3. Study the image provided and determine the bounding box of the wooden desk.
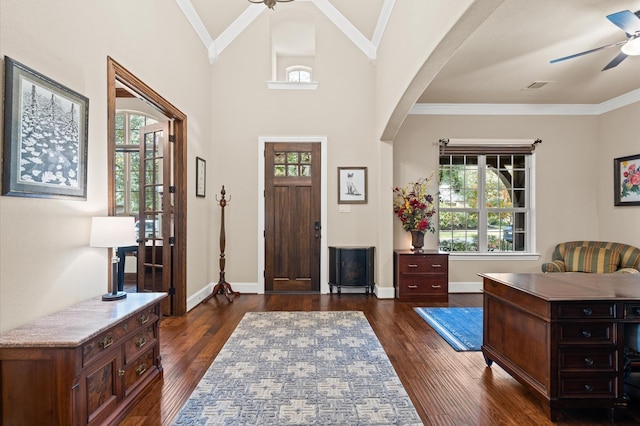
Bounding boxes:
[0,292,166,425]
[480,273,640,421]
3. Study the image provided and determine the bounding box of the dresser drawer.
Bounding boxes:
[398,255,448,274]
[124,325,157,364]
[558,349,617,371]
[557,303,615,319]
[557,322,615,345]
[558,374,617,398]
[124,348,157,396]
[398,275,447,295]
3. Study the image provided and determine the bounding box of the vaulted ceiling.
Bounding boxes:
[178,0,640,108]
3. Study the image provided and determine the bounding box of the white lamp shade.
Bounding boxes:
[90,216,137,248]
[621,36,640,56]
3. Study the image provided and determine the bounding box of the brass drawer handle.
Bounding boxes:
[136,363,147,376]
[431,285,442,289]
[100,335,114,349]
[582,308,593,316]
[581,330,592,338]
[136,337,147,348]
[584,357,594,366]
[431,264,442,268]
[139,314,149,325]
[408,285,418,289]
[408,264,418,268]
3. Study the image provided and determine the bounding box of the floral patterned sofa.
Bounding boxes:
[541,241,640,274]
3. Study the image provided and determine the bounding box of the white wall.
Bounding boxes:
[0,0,212,332]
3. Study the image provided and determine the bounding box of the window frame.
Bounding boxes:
[286,65,312,83]
[438,147,538,258]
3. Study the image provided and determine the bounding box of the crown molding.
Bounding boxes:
[410,89,640,116]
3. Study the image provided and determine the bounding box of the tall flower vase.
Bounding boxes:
[410,230,425,252]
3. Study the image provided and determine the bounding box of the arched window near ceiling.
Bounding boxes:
[287,65,312,82]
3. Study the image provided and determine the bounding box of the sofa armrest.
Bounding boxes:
[616,268,640,274]
[541,260,565,273]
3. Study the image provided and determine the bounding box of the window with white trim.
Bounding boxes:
[286,66,312,83]
[438,140,538,253]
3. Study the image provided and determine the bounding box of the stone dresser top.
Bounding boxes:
[0,292,166,348]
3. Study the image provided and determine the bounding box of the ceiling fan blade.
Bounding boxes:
[606,10,640,35]
[602,51,628,70]
[550,40,626,64]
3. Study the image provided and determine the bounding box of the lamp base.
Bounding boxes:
[102,291,127,301]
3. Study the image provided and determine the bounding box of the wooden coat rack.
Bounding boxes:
[204,185,238,303]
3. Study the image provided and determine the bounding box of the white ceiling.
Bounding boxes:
[181,0,640,106]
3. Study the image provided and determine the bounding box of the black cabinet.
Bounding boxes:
[329,246,375,296]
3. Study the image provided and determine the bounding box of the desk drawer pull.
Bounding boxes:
[100,335,114,349]
[431,264,442,268]
[634,307,640,316]
[136,337,147,348]
[584,357,594,366]
[584,384,593,392]
[408,264,418,268]
[408,285,418,289]
[139,314,149,325]
[431,285,442,289]
[581,330,592,338]
[582,308,593,316]
[136,363,147,376]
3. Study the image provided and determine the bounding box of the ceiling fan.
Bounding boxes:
[550,9,640,70]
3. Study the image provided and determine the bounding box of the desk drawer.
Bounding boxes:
[557,303,615,319]
[558,349,617,371]
[557,322,615,345]
[559,374,617,398]
[398,255,448,274]
[124,325,157,364]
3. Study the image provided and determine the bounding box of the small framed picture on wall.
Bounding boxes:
[614,154,640,206]
[338,167,367,204]
[196,157,206,197]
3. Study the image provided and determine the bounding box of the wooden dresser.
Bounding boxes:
[0,292,166,426]
[480,273,640,421]
[393,250,449,301]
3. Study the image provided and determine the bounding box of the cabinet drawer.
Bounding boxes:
[398,255,448,273]
[558,375,617,398]
[557,322,615,345]
[558,349,617,371]
[624,303,640,319]
[124,348,157,395]
[557,303,615,319]
[398,275,447,295]
[124,325,157,364]
[82,307,158,367]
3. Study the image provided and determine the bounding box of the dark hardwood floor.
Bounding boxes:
[120,293,640,425]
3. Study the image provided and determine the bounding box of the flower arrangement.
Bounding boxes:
[621,160,640,197]
[393,173,437,234]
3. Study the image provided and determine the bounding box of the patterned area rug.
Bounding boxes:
[414,307,482,351]
[173,311,422,425]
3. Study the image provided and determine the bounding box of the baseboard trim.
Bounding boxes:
[450,281,483,293]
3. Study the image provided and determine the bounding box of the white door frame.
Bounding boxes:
[257,136,328,294]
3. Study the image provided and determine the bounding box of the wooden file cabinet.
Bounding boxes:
[0,292,166,426]
[393,250,448,301]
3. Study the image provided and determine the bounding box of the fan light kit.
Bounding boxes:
[248,0,293,9]
[551,9,640,70]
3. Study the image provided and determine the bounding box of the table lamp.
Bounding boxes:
[90,216,137,301]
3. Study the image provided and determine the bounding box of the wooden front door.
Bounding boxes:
[138,122,173,315]
[265,142,321,292]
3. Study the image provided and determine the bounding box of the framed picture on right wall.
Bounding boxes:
[614,154,640,206]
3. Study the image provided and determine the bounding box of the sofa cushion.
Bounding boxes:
[565,247,620,273]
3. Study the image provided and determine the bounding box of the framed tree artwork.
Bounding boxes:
[614,154,640,206]
[2,57,89,199]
